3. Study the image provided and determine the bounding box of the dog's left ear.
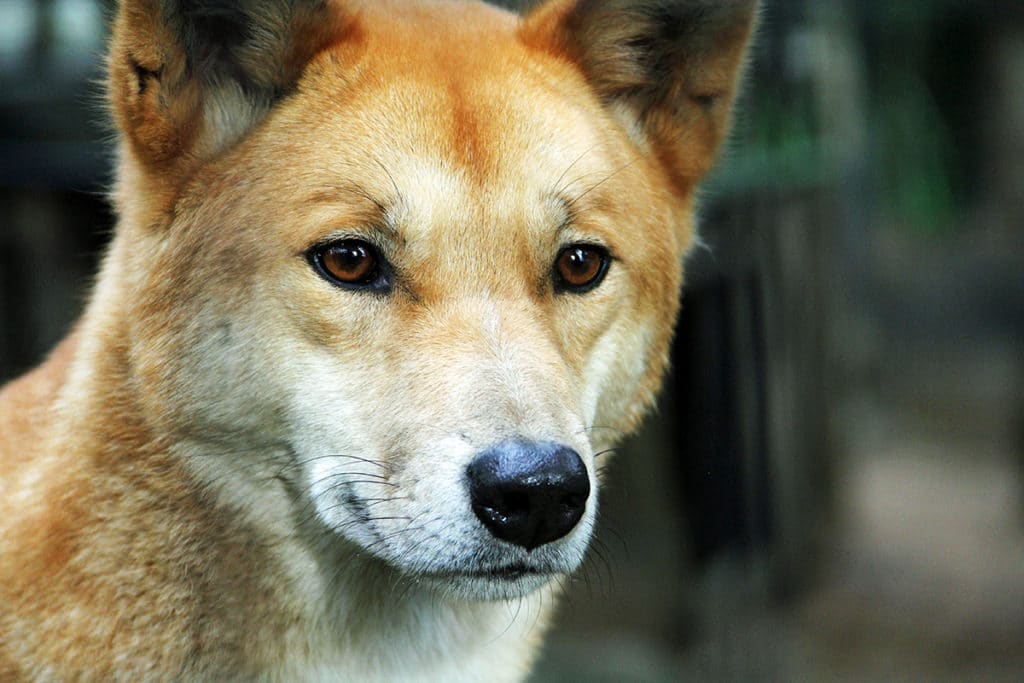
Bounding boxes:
[520,0,758,193]
[109,0,349,174]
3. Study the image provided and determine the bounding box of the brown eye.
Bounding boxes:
[554,244,610,293]
[311,239,387,290]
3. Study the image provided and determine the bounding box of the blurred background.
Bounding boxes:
[1,1,1022,680]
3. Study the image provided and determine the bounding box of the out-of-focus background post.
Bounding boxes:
[2,1,1022,680]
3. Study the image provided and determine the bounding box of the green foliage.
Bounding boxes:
[872,73,960,236]
[711,2,969,238]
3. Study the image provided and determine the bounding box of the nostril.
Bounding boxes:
[480,490,529,526]
[561,494,585,511]
[466,440,590,551]
[502,491,529,515]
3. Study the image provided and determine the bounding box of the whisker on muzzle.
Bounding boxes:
[577,424,626,438]
[319,477,400,489]
[289,452,394,472]
[327,453,396,473]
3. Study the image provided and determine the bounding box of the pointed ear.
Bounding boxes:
[520,0,758,193]
[108,0,350,171]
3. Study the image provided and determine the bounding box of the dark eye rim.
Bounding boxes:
[553,243,612,294]
[307,238,392,293]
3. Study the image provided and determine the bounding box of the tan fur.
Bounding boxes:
[0,0,756,679]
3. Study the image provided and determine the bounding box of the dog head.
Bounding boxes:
[106,0,756,600]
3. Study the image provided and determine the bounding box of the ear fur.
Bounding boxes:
[520,0,759,192]
[109,0,349,170]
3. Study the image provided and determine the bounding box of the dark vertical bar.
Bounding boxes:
[746,272,774,552]
[674,278,749,563]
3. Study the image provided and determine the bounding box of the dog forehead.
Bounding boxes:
[267,11,623,245]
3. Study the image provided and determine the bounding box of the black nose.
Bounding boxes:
[466,440,590,551]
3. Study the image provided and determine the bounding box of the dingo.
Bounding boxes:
[0,0,756,679]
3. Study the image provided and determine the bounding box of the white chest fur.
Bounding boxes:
[273,587,551,683]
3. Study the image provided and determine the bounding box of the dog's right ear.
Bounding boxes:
[520,0,758,195]
[109,0,351,175]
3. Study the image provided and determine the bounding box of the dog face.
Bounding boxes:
[107,0,756,600]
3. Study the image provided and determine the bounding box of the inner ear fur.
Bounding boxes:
[109,0,349,172]
[520,0,759,193]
